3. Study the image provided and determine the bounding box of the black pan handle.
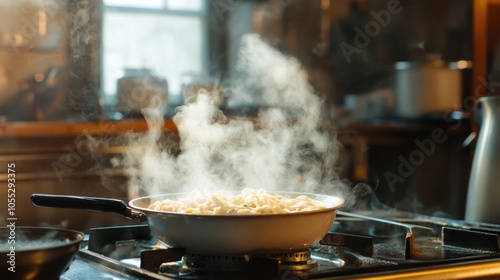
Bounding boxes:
[31,194,147,222]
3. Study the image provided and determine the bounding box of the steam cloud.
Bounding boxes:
[122,34,354,201]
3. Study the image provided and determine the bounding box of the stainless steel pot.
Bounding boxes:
[31,192,344,255]
[394,59,472,118]
[0,226,84,280]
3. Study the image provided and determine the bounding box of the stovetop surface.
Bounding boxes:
[60,211,500,280]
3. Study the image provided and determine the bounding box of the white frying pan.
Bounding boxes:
[31,192,344,255]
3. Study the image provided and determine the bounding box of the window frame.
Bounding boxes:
[100,0,210,102]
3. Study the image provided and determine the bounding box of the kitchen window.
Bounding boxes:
[101,0,208,107]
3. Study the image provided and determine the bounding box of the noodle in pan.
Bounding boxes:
[148,188,326,215]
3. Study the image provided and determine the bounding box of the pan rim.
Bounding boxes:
[0,226,84,253]
[129,190,345,218]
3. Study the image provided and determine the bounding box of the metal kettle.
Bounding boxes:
[465,96,500,224]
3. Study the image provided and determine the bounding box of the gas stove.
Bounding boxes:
[61,211,500,279]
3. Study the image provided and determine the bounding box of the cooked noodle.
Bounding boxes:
[148,188,326,214]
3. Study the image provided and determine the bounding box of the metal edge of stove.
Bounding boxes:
[317,257,500,280]
[62,249,172,280]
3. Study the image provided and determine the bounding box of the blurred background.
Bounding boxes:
[0,0,498,231]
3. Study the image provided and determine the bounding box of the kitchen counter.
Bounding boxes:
[0,115,468,139]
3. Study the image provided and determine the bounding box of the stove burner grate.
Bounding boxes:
[183,252,250,271]
[156,249,317,279]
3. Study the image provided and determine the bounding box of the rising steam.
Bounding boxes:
[122,34,353,201]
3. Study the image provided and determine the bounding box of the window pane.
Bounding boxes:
[102,12,204,97]
[166,0,203,11]
[103,0,165,9]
